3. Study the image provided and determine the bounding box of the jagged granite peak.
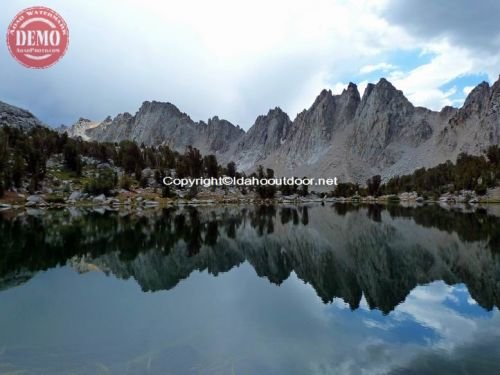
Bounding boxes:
[0,101,45,130]
[137,100,192,122]
[361,83,375,102]
[351,77,428,165]
[359,78,410,110]
[74,100,244,154]
[60,117,103,140]
[233,107,292,169]
[55,75,500,183]
[492,75,500,95]
[278,85,360,165]
[202,116,245,154]
[243,77,457,183]
[344,82,358,92]
[451,81,491,125]
[338,82,361,122]
[438,77,500,156]
[467,81,490,103]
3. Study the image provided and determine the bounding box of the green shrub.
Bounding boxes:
[120,174,133,190]
[45,194,66,204]
[84,168,117,195]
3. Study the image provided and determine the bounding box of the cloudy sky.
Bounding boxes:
[1,0,500,129]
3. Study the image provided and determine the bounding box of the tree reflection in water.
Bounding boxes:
[1,204,500,313]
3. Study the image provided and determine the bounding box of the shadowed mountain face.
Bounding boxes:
[1,204,499,314]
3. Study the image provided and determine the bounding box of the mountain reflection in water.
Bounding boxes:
[1,204,500,374]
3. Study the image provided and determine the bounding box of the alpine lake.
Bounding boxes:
[1,203,500,374]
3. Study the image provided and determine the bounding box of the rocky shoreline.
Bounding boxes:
[1,151,499,211]
[1,187,500,212]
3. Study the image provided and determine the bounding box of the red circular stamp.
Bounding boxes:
[6,6,69,69]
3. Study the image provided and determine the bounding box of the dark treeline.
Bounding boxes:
[0,125,311,199]
[2,125,500,199]
[330,147,500,198]
[0,125,241,197]
[382,148,500,197]
[386,204,500,248]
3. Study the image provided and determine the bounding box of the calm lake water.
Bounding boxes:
[1,204,500,374]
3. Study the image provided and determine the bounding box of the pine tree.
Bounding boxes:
[367,175,382,197]
[185,146,203,178]
[204,155,219,178]
[63,142,82,176]
[12,152,25,188]
[118,140,143,173]
[226,161,237,178]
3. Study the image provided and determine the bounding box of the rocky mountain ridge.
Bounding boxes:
[238,76,500,183]
[0,101,45,130]
[5,76,500,183]
[72,101,245,156]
